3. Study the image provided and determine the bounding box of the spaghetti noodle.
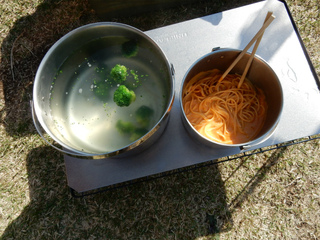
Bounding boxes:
[182,69,267,144]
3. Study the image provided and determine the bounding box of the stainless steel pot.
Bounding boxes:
[32,22,175,159]
[180,48,283,150]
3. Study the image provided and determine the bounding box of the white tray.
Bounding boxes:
[64,0,320,193]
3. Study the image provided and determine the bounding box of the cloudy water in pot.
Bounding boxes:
[49,36,170,154]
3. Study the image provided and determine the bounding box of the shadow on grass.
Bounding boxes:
[1,144,289,239]
[227,147,288,212]
[2,145,232,239]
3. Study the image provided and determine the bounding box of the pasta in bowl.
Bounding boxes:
[180,48,283,150]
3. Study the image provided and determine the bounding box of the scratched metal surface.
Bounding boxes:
[64,0,320,193]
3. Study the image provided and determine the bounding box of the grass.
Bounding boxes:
[0,0,320,239]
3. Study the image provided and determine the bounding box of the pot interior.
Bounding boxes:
[34,23,173,155]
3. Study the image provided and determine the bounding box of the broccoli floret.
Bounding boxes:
[122,39,138,58]
[116,120,148,142]
[110,64,128,83]
[113,85,136,107]
[130,128,148,141]
[135,105,154,128]
[116,120,135,135]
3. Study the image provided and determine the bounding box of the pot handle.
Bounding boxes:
[30,100,89,157]
[211,47,221,52]
[170,63,175,77]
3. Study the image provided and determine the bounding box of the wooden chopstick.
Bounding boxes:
[218,12,275,83]
[237,11,274,88]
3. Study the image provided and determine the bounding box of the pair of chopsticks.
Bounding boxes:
[218,12,275,88]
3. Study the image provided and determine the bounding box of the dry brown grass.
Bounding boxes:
[1,0,319,239]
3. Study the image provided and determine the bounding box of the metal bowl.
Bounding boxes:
[32,22,174,159]
[180,48,283,150]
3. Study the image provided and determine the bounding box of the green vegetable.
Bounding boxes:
[135,105,154,128]
[122,39,138,58]
[116,120,135,135]
[113,85,136,107]
[110,64,128,83]
[115,120,147,141]
[130,128,148,141]
[130,70,139,82]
